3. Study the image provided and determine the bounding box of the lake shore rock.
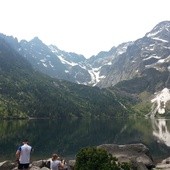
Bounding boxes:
[0,143,169,170]
[97,143,154,170]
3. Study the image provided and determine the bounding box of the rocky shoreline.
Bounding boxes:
[1,143,170,170]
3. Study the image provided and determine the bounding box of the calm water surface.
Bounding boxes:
[0,117,170,162]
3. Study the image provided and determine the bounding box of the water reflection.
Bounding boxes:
[0,118,170,161]
[151,118,170,146]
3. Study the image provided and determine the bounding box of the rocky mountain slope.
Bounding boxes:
[0,21,169,118]
[0,36,135,119]
[99,21,170,87]
[110,21,170,117]
[1,21,169,89]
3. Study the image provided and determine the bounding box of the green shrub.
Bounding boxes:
[75,147,131,170]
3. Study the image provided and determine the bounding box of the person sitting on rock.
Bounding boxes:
[50,153,64,170]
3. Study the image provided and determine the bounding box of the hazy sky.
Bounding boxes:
[0,0,169,58]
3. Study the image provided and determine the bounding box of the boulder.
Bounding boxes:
[97,143,155,170]
[31,159,51,169]
[30,166,41,170]
[39,167,49,170]
[136,162,148,170]
[0,160,16,170]
[68,160,76,170]
[32,160,45,167]
[154,157,170,170]
[161,157,170,164]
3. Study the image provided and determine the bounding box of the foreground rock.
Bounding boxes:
[0,143,169,170]
[97,143,154,170]
[0,161,16,170]
[153,157,170,170]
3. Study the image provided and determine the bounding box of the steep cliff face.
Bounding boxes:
[105,21,170,117]
[0,21,169,89]
[98,21,170,88]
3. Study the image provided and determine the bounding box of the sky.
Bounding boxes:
[0,0,169,58]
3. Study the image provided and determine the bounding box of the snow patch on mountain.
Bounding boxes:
[151,37,168,43]
[145,55,170,70]
[49,61,54,68]
[58,55,78,66]
[163,46,170,49]
[48,45,60,53]
[148,88,170,118]
[42,63,47,67]
[88,67,106,86]
[147,30,162,37]
[143,55,161,61]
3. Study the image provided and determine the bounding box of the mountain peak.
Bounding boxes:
[30,37,43,44]
[153,20,170,32]
[146,20,170,38]
[155,20,170,27]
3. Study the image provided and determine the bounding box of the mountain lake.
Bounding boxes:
[0,117,170,162]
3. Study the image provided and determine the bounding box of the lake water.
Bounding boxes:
[0,117,170,162]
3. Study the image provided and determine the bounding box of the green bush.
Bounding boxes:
[75,147,131,170]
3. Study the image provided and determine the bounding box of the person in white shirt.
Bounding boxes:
[16,139,32,170]
[50,154,64,170]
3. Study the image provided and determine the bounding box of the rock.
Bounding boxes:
[44,159,51,168]
[136,162,148,170]
[136,154,153,167]
[0,160,16,170]
[97,143,155,170]
[68,160,76,170]
[154,157,170,170]
[32,160,47,168]
[40,167,49,170]
[161,157,170,164]
[30,166,41,170]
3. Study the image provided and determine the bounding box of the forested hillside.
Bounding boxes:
[0,37,135,119]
